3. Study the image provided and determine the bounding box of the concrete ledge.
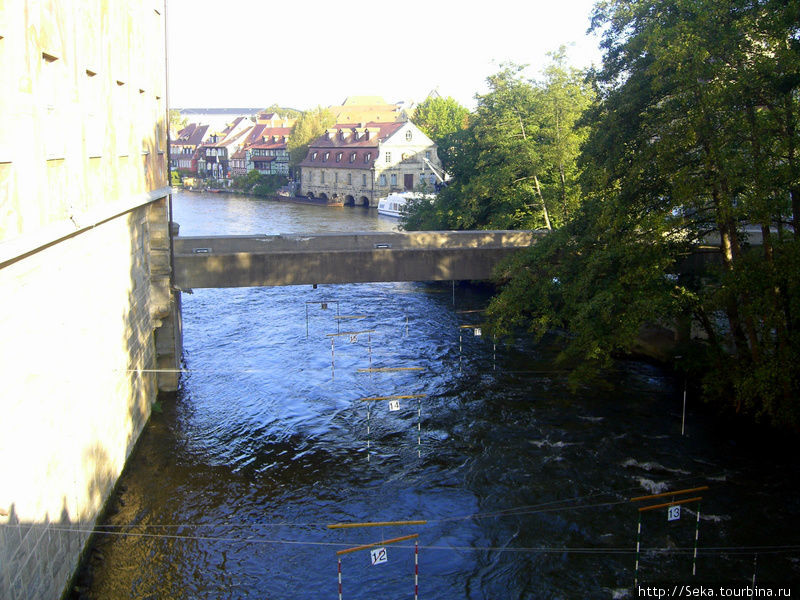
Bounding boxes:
[172,230,544,289]
[0,186,172,268]
[173,230,543,254]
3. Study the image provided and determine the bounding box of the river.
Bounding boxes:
[71,191,800,599]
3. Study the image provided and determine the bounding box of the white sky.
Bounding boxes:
[165,0,603,111]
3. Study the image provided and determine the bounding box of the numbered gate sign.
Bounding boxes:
[474,327,482,337]
[370,547,388,566]
[388,400,401,412]
[349,334,358,343]
[667,505,681,522]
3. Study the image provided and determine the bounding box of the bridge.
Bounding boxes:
[172,230,544,289]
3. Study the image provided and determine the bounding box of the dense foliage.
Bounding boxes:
[231,170,287,196]
[405,3,800,427]
[403,50,594,232]
[287,106,336,167]
[412,95,470,141]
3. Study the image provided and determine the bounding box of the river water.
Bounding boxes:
[72,191,800,599]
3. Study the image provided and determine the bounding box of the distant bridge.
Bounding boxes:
[172,230,545,289]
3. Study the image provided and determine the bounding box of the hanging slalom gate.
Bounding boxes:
[325,330,377,377]
[458,323,494,371]
[630,486,709,586]
[328,520,425,600]
[359,394,428,461]
[305,300,340,338]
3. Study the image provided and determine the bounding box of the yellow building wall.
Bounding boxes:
[0,2,175,598]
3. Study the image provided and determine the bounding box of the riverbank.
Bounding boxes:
[177,186,347,207]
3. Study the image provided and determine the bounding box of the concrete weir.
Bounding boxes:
[173,230,543,289]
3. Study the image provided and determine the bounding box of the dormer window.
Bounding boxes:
[364,152,372,163]
[336,152,342,163]
[350,152,357,163]
[311,151,318,161]
[323,152,330,161]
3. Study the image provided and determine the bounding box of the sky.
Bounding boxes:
[165,0,604,112]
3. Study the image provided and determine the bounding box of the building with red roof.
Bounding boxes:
[299,120,441,207]
[171,123,211,174]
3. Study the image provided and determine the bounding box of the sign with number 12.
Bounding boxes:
[370,547,388,566]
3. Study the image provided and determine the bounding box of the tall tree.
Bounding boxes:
[287,106,335,168]
[403,57,594,232]
[168,109,188,138]
[411,95,470,141]
[488,0,800,426]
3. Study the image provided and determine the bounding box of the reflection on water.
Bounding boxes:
[72,192,800,599]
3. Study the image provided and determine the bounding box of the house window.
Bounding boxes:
[323,152,329,161]
[362,174,367,186]
[347,173,352,185]
[425,151,431,160]
[385,152,391,163]
[321,171,325,183]
[390,174,397,186]
[405,130,412,141]
[311,151,317,161]
[335,172,338,183]
[350,152,356,163]
[336,152,342,162]
[364,152,371,163]
[430,174,436,184]
[379,174,387,186]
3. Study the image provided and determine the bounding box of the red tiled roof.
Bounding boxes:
[298,122,402,168]
[299,148,377,169]
[306,122,404,150]
[175,123,209,146]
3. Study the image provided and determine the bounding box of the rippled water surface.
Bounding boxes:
[73,191,800,598]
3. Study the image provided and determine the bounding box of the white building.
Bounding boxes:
[299,120,443,207]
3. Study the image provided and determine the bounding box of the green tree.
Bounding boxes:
[488,0,800,426]
[403,58,593,232]
[231,170,264,190]
[252,175,288,197]
[261,104,303,119]
[168,109,188,137]
[412,95,470,141]
[288,106,335,167]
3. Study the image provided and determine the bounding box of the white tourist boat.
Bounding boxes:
[376,192,435,218]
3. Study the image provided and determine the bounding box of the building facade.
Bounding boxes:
[299,121,442,206]
[0,2,179,598]
[171,122,210,174]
